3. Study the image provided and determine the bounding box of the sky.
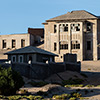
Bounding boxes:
[0,0,100,35]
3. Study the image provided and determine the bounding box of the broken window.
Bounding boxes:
[87,41,91,50]
[60,44,68,49]
[71,24,80,32]
[54,25,57,33]
[21,39,25,47]
[60,41,68,50]
[87,22,91,32]
[71,41,80,49]
[12,40,16,48]
[54,42,57,51]
[2,40,6,49]
[64,24,68,32]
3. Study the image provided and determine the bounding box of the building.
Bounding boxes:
[0,28,44,60]
[5,46,57,63]
[43,10,100,62]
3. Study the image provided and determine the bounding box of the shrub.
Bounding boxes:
[85,85,94,87]
[65,84,84,88]
[34,96,43,99]
[20,89,28,94]
[0,67,24,95]
[52,94,70,99]
[69,97,77,100]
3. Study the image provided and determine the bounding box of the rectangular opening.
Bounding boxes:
[12,40,16,48]
[21,39,25,47]
[64,24,68,32]
[18,55,23,63]
[87,41,91,50]
[54,25,57,33]
[60,44,68,49]
[71,41,80,49]
[2,40,6,49]
[54,43,57,51]
[12,55,16,63]
[87,22,91,32]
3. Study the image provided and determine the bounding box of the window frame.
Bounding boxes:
[11,55,16,63]
[2,40,6,49]
[21,39,25,48]
[54,42,57,51]
[87,22,92,32]
[54,25,57,33]
[12,39,16,48]
[18,55,23,63]
[71,41,80,49]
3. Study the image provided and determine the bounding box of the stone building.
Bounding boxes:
[43,10,100,62]
[0,28,44,60]
[5,46,57,63]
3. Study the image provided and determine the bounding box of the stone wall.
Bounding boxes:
[1,62,80,79]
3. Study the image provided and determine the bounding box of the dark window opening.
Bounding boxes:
[12,56,16,62]
[87,23,91,32]
[64,26,68,32]
[87,41,91,50]
[60,44,68,49]
[54,25,57,33]
[71,41,80,49]
[2,40,6,48]
[54,43,57,51]
[12,40,16,48]
[19,56,23,63]
[29,56,32,61]
[21,39,25,47]
[76,26,80,31]
[71,24,80,31]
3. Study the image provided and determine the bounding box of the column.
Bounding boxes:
[93,20,98,61]
[57,24,60,54]
[80,22,83,61]
[68,23,71,53]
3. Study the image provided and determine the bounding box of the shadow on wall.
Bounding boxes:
[1,61,81,80]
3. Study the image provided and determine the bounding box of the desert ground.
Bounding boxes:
[21,61,100,100]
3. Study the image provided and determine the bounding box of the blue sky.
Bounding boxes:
[0,0,100,35]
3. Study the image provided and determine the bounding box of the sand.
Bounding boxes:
[21,61,100,99]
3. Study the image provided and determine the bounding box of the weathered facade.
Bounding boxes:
[43,10,100,62]
[0,28,44,59]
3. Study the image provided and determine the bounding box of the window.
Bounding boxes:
[64,24,68,32]
[87,41,91,50]
[87,22,91,32]
[54,25,57,33]
[2,40,6,48]
[71,24,80,32]
[18,55,23,63]
[71,41,80,49]
[54,43,57,51]
[12,40,16,48]
[21,39,25,47]
[60,44,68,49]
[11,55,16,63]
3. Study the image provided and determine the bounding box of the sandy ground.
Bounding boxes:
[21,61,100,99]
